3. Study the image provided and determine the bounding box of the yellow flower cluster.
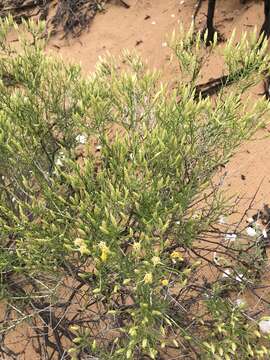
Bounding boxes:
[151,256,161,266]
[74,238,90,255]
[98,241,110,262]
[132,242,142,257]
[161,279,169,286]
[143,272,153,284]
[170,251,183,261]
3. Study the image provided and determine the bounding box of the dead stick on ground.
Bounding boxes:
[193,0,203,22]
[119,0,130,8]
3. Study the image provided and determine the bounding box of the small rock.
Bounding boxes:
[135,40,143,46]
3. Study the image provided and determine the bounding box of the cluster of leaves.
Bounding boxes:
[0,16,270,359]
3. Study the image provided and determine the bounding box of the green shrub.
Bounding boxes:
[0,17,270,359]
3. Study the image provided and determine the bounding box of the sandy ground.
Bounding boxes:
[2,0,270,358]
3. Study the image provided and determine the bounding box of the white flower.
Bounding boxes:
[225,233,237,241]
[213,252,220,265]
[235,298,246,307]
[55,151,65,167]
[235,273,245,283]
[56,158,63,167]
[246,227,257,237]
[222,269,231,278]
[262,228,268,238]
[76,134,87,144]
[218,216,226,225]
[259,319,270,334]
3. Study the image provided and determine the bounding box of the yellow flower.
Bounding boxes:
[99,242,110,262]
[133,242,141,252]
[142,338,148,348]
[161,279,169,286]
[74,238,84,247]
[79,245,90,256]
[129,327,138,337]
[143,272,153,284]
[100,250,108,262]
[192,211,201,219]
[151,256,161,266]
[170,251,183,261]
[74,238,90,255]
[69,325,79,332]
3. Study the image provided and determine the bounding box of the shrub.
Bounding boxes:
[0,17,270,359]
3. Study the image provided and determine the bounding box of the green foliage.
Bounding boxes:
[203,295,270,359]
[0,16,270,359]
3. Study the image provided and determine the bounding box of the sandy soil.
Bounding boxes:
[2,0,270,358]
